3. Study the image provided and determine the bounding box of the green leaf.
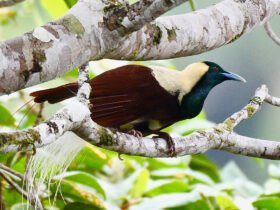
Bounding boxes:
[253,197,280,210]
[169,201,210,210]
[189,154,220,182]
[64,0,78,8]
[18,108,37,129]
[130,192,201,210]
[11,203,34,210]
[54,179,105,210]
[268,164,280,178]
[145,180,189,197]
[129,169,150,198]
[70,145,108,171]
[40,0,68,18]
[55,171,106,199]
[216,195,238,210]
[146,157,189,171]
[189,0,197,11]
[151,168,214,185]
[0,104,16,126]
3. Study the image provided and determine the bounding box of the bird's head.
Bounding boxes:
[201,61,246,85]
[181,61,246,94]
[179,61,246,118]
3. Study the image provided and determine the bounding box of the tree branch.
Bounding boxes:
[75,85,280,160]
[264,21,280,46]
[0,0,279,95]
[0,171,28,199]
[104,0,188,35]
[0,84,280,159]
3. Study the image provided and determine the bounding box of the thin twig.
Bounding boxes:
[34,103,45,126]
[264,21,280,46]
[0,163,23,180]
[0,171,28,199]
[0,181,6,210]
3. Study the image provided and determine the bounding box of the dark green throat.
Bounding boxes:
[180,75,224,119]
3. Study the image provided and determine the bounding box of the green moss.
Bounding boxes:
[145,23,163,45]
[21,70,30,82]
[249,96,262,105]
[224,118,235,131]
[246,105,256,117]
[214,124,225,134]
[0,129,40,154]
[62,14,85,37]
[21,129,40,154]
[103,3,123,13]
[167,28,177,41]
[153,25,162,45]
[229,33,242,44]
[33,50,46,63]
[0,134,15,148]
[98,128,115,146]
[130,48,139,59]
[208,134,215,141]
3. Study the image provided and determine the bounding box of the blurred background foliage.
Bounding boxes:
[0,0,280,209]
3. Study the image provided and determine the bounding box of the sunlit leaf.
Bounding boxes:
[40,0,68,18]
[216,195,238,210]
[169,199,213,210]
[129,169,150,198]
[151,168,214,185]
[145,180,189,197]
[189,0,197,11]
[54,180,105,210]
[190,154,220,182]
[70,144,109,171]
[64,0,78,8]
[268,164,280,178]
[253,196,280,210]
[54,171,106,199]
[0,104,16,126]
[130,192,201,210]
[11,203,34,210]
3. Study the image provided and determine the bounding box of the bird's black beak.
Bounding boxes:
[221,72,246,83]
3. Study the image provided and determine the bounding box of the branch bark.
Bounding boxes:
[0,0,279,95]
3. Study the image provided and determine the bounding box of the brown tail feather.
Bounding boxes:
[30,83,79,104]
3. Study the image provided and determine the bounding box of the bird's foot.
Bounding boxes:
[118,152,124,161]
[152,131,175,157]
[127,129,143,138]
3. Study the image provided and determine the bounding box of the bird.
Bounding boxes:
[30,61,246,156]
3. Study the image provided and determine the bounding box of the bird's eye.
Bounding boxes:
[212,66,219,71]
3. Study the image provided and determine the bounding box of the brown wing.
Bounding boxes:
[90,65,181,129]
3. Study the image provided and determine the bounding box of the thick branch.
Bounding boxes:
[74,85,280,160]
[107,0,280,60]
[0,0,279,94]
[104,0,187,35]
[1,83,280,159]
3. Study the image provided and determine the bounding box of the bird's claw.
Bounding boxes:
[152,131,175,157]
[127,129,143,138]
